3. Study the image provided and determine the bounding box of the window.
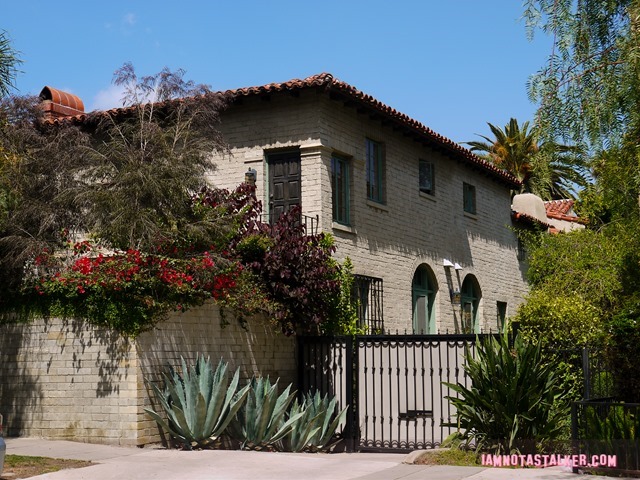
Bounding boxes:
[517,237,526,261]
[331,156,350,225]
[352,275,384,333]
[461,275,481,334]
[463,182,476,214]
[497,301,507,332]
[412,265,437,334]
[419,160,434,195]
[366,138,384,203]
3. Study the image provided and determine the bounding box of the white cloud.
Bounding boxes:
[122,13,136,26]
[88,84,127,112]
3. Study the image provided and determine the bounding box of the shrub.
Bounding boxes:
[227,377,301,450]
[322,257,364,336]
[514,289,605,349]
[144,355,249,449]
[606,303,640,402]
[242,206,339,335]
[444,334,569,454]
[24,246,239,336]
[280,391,348,452]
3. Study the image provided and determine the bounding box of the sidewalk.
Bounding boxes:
[3,437,634,480]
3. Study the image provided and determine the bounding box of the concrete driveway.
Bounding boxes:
[4,437,633,480]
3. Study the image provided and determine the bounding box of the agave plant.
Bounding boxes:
[444,333,569,454]
[281,391,348,452]
[145,355,249,449]
[227,376,302,450]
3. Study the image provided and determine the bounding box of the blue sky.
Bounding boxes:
[3,1,552,145]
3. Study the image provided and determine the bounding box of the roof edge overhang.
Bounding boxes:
[42,72,523,188]
[224,73,521,189]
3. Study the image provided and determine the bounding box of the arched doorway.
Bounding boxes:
[412,264,437,334]
[461,275,481,333]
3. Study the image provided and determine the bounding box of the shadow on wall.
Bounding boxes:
[0,323,44,436]
[55,318,132,398]
[137,304,297,405]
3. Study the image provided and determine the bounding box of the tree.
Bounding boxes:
[0,95,89,300]
[72,63,229,251]
[524,0,640,148]
[0,64,236,329]
[466,118,587,199]
[0,30,21,98]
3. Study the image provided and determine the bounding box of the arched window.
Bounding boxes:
[461,275,481,333]
[412,264,437,334]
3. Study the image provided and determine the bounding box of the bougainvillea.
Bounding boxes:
[26,243,240,336]
[19,183,341,337]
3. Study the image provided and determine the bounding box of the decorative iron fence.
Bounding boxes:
[545,346,616,401]
[297,334,492,452]
[572,401,640,472]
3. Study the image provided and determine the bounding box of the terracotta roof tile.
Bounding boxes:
[544,199,586,223]
[44,73,522,187]
[224,73,521,187]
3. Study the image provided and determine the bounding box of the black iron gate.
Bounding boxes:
[297,334,487,452]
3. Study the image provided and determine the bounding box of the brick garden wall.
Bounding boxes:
[0,305,296,446]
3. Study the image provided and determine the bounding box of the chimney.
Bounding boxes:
[39,86,84,120]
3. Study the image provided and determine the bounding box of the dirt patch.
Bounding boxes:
[1,455,92,479]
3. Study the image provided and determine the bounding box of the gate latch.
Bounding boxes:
[399,409,433,420]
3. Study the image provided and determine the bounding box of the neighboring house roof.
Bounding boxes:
[42,73,522,188]
[511,193,553,230]
[511,194,587,232]
[511,211,553,230]
[544,199,586,224]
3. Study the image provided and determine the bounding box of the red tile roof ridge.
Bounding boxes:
[224,73,520,187]
[44,72,521,187]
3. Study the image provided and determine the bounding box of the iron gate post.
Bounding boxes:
[343,336,359,452]
[582,347,591,400]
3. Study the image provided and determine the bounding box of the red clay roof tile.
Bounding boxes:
[544,199,586,223]
[43,73,522,187]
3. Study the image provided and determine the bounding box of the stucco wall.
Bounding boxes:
[0,305,296,446]
[209,92,529,333]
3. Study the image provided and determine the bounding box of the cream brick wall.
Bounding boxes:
[135,305,297,444]
[209,92,528,333]
[0,318,138,445]
[0,305,295,446]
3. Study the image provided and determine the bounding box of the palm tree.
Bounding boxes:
[0,30,21,98]
[466,118,588,200]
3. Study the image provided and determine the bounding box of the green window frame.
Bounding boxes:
[497,301,507,332]
[331,155,350,225]
[366,138,384,203]
[463,182,476,214]
[412,265,436,334]
[419,160,434,195]
[461,275,480,334]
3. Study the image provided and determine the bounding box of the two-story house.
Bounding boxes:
[3,73,531,446]
[209,73,528,334]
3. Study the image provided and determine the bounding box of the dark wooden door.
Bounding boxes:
[268,151,301,220]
